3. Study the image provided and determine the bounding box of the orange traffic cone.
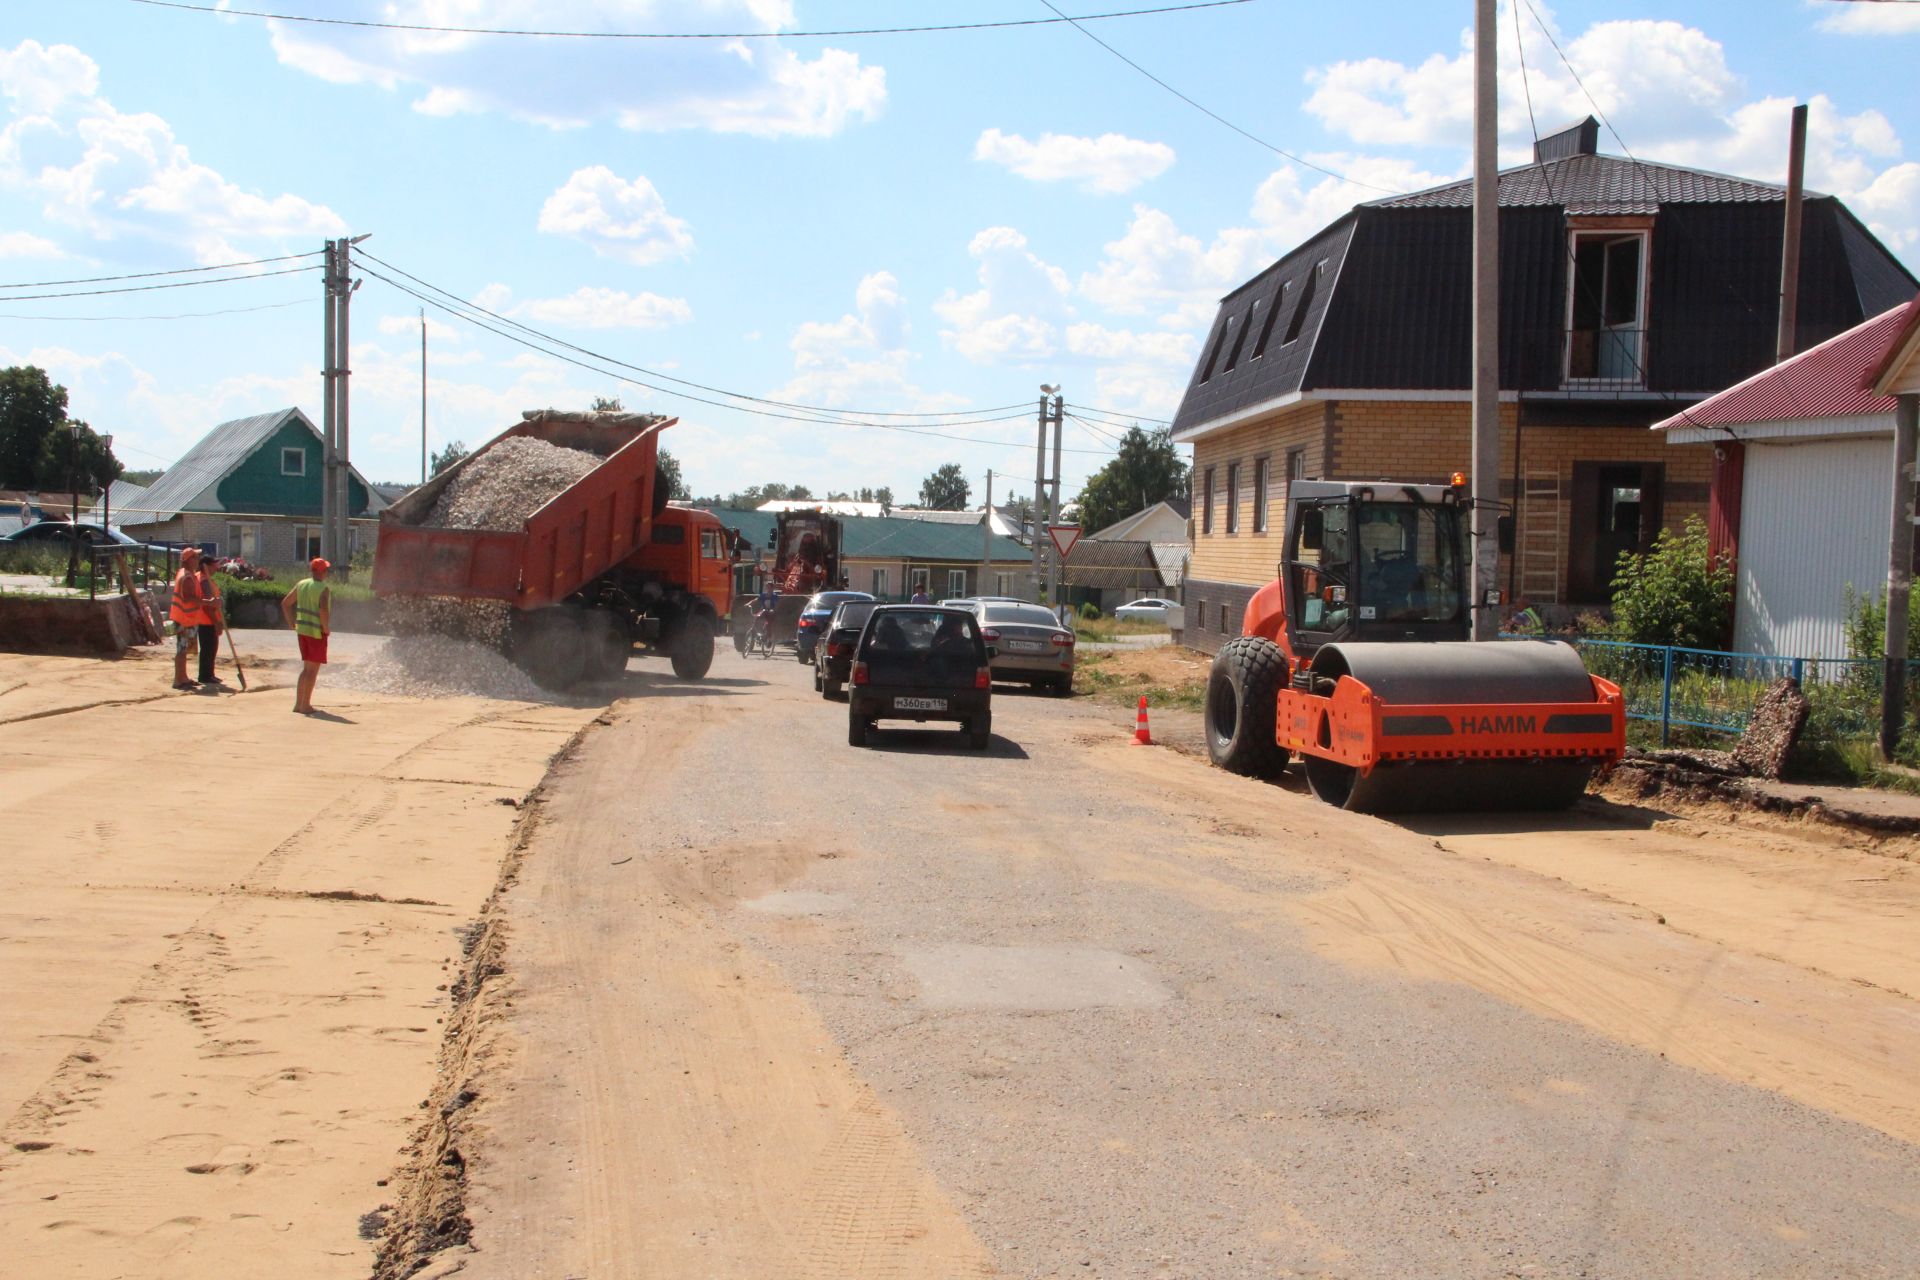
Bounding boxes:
[1130,694,1153,746]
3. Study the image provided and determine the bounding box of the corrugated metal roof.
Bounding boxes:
[110,407,389,522]
[706,509,1028,562]
[1652,301,1910,431]
[1365,153,1790,211]
[1061,538,1162,589]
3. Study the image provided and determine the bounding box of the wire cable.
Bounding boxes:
[1036,0,1401,194]
[0,250,322,290]
[0,263,321,302]
[0,297,310,322]
[350,246,1036,422]
[1065,401,1168,427]
[126,0,1254,39]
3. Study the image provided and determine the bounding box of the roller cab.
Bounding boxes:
[1204,474,1626,813]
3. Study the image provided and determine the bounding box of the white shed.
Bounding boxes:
[1657,296,1920,660]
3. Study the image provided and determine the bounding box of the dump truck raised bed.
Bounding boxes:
[1203,475,1625,813]
[373,409,735,689]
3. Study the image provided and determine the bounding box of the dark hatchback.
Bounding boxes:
[847,606,993,750]
[793,590,874,663]
[814,598,880,698]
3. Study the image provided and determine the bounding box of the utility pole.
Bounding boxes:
[332,234,368,567]
[981,469,994,595]
[1469,0,1502,640]
[321,238,338,564]
[420,308,429,485]
[1047,390,1065,613]
[1778,103,1808,364]
[1033,389,1051,601]
[1884,394,1917,758]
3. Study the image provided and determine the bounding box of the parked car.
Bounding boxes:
[1113,597,1180,625]
[793,590,874,663]
[847,605,993,750]
[814,598,880,698]
[975,600,1076,695]
[1,520,166,556]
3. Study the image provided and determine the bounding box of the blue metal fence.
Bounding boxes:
[1504,636,1919,745]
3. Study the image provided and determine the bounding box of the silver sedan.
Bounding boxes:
[976,601,1075,695]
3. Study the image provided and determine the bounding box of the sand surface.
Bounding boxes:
[0,644,602,1277]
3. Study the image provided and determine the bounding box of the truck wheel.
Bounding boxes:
[581,609,630,682]
[1205,636,1291,779]
[670,610,715,680]
[513,608,587,691]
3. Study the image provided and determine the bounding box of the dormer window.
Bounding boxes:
[1564,223,1649,387]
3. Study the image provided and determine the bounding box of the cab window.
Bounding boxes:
[699,528,723,560]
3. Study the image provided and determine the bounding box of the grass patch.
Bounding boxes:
[1077,649,1208,711]
[1073,616,1170,643]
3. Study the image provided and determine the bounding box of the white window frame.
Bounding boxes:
[871,567,890,597]
[1252,456,1270,535]
[1562,227,1650,387]
[293,524,321,562]
[280,446,306,476]
[947,568,967,597]
[226,521,261,561]
[1225,462,1241,535]
[910,568,930,595]
[994,572,1013,595]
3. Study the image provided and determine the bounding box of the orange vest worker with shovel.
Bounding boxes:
[280,557,332,715]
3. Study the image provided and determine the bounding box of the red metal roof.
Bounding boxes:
[1653,299,1914,431]
[1866,290,1920,392]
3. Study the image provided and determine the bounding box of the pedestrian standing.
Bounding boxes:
[196,556,228,688]
[168,548,217,690]
[910,584,930,605]
[280,557,332,715]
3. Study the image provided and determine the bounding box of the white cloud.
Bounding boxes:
[263,2,885,137]
[1815,2,1920,36]
[0,231,65,259]
[775,271,965,413]
[0,39,343,260]
[973,128,1174,194]
[538,167,693,265]
[378,313,461,341]
[1063,323,1195,366]
[934,227,1072,363]
[474,283,692,330]
[1854,162,1920,250]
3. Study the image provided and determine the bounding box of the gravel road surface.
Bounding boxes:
[440,647,1920,1279]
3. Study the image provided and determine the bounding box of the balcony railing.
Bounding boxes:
[1562,326,1646,388]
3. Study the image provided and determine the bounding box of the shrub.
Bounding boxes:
[1607,516,1732,649]
[1841,583,1918,662]
[1078,601,1100,620]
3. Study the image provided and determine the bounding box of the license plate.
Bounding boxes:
[893,696,947,712]
[1006,640,1046,652]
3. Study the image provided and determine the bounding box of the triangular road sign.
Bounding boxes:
[1047,524,1082,558]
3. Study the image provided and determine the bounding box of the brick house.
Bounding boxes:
[1173,117,1915,653]
[106,407,385,566]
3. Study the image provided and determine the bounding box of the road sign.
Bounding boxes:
[1047,524,1082,559]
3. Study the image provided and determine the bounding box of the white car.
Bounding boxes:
[1113,597,1180,625]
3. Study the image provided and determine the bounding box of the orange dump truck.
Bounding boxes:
[1202,476,1625,813]
[372,409,737,689]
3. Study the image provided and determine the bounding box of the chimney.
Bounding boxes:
[1533,116,1600,164]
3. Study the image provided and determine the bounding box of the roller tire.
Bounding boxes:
[670,611,715,680]
[1205,636,1292,779]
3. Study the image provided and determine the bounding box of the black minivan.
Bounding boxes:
[847,605,993,749]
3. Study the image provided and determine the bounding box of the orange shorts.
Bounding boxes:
[297,633,329,665]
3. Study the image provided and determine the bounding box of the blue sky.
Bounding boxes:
[3,0,1916,503]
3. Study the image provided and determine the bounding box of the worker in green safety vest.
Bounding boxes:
[279,557,333,715]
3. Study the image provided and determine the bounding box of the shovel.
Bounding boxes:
[223,625,248,692]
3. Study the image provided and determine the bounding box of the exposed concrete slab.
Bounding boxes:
[900,944,1171,1011]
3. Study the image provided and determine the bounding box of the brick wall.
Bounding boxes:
[1180,578,1258,656]
[1189,397,1712,603]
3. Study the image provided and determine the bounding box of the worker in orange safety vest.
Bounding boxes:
[169,548,220,690]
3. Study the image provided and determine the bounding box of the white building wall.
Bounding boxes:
[1736,435,1890,658]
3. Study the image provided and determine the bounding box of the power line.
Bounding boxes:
[0,250,322,290]
[0,297,309,322]
[351,247,1036,422]
[0,263,320,302]
[1065,401,1167,427]
[1036,0,1402,194]
[127,0,1254,39]
[353,260,1117,454]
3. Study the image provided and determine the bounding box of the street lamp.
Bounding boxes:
[100,434,113,534]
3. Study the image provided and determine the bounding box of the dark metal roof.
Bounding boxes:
[1653,301,1908,430]
[1364,153,1791,213]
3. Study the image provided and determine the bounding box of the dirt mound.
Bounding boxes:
[1730,677,1810,780]
[335,635,559,701]
[424,437,598,531]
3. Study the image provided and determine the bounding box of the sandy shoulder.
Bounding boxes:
[0,648,603,1279]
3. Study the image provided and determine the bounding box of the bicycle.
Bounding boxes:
[746,610,777,658]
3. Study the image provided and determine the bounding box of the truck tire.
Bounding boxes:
[581,609,630,682]
[513,608,587,691]
[670,610,715,680]
[1205,636,1291,779]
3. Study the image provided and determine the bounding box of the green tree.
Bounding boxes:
[1072,425,1189,535]
[657,449,689,500]
[590,394,624,411]
[918,464,969,510]
[33,421,122,494]
[0,366,85,489]
[1607,516,1733,648]
[430,440,469,476]
[876,485,894,515]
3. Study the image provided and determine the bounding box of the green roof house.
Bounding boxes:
[706,508,1033,600]
[107,408,386,566]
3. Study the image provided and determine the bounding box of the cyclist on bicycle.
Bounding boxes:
[752,582,781,649]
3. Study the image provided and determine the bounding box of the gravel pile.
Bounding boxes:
[385,595,513,646]
[423,436,599,531]
[334,635,562,702]
[1731,676,1809,779]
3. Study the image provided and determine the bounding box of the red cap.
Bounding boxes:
[310,557,331,576]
